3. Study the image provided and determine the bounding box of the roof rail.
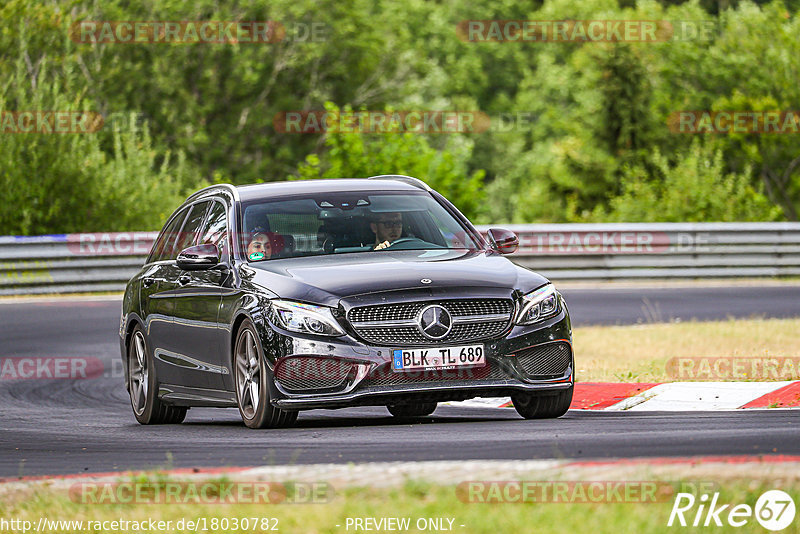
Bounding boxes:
[184,183,240,203]
[367,174,431,191]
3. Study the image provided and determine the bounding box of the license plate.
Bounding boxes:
[392,344,485,372]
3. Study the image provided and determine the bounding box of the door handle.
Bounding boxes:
[142,277,155,288]
[178,275,191,286]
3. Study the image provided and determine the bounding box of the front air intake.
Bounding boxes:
[515,342,572,379]
[274,357,354,392]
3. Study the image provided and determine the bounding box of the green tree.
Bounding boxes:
[0,44,189,234]
[596,140,781,222]
[2,0,799,232]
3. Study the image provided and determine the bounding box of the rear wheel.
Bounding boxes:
[128,326,187,424]
[387,402,437,418]
[511,386,573,419]
[234,320,298,429]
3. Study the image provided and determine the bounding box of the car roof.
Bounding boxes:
[235,178,423,202]
[184,178,429,206]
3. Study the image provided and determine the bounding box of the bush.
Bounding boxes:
[594,141,782,222]
[0,54,190,235]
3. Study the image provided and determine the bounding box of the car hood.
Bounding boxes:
[243,249,548,307]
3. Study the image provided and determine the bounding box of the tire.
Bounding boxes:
[128,326,187,425]
[234,320,298,429]
[511,385,573,419]
[387,402,437,418]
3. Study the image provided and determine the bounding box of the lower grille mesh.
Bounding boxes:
[363,361,508,386]
[515,342,571,378]
[275,357,353,392]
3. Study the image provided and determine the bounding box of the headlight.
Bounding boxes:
[269,300,345,336]
[516,284,560,325]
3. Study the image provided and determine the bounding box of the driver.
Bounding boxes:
[370,212,403,250]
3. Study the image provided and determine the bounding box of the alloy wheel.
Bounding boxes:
[236,329,261,419]
[129,331,149,416]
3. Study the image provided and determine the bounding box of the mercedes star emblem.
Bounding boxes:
[417,304,452,340]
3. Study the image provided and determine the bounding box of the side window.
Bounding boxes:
[199,201,229,258]
[174,201,210,256]
[149,208,189,263]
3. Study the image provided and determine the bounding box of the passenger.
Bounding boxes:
[370,212,403,250]
[247,230,284,260]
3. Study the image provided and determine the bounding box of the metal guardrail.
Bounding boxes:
[1,223,799,295]
[0,232,157,296]
[487,223,800,280]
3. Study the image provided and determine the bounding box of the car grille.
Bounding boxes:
[363,361,509,387]
[274,357,354,392]
[515,342,572,379]
[348,298,513,346]
[349,299,511,323]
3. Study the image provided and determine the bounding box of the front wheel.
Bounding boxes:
[128,326,187,424]
[511,386,573,419]
[234,320,298,429]
[387,402,437,418]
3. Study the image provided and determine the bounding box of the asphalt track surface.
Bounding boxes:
[1,285,799,478]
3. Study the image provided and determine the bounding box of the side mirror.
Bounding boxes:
[487,228,519,255]
[176,244,221,271]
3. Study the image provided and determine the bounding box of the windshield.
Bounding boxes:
[240,191,481,261]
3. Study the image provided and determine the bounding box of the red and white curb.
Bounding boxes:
[448,381,800,411]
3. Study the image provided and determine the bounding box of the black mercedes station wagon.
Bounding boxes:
[120,175,574,428]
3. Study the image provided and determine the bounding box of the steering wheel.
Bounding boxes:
[385,237,418,248]
[381,237,441,251]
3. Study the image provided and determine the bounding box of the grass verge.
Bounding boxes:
[573,318,800,382]
[1,475,798,533]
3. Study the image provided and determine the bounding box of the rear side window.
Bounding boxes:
[199,201,229,258]
[174,201,210,255]
[149,208,188,263]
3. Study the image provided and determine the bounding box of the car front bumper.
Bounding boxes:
[263,307,574,410]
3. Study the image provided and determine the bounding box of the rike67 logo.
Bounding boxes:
[668,490,796,531]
